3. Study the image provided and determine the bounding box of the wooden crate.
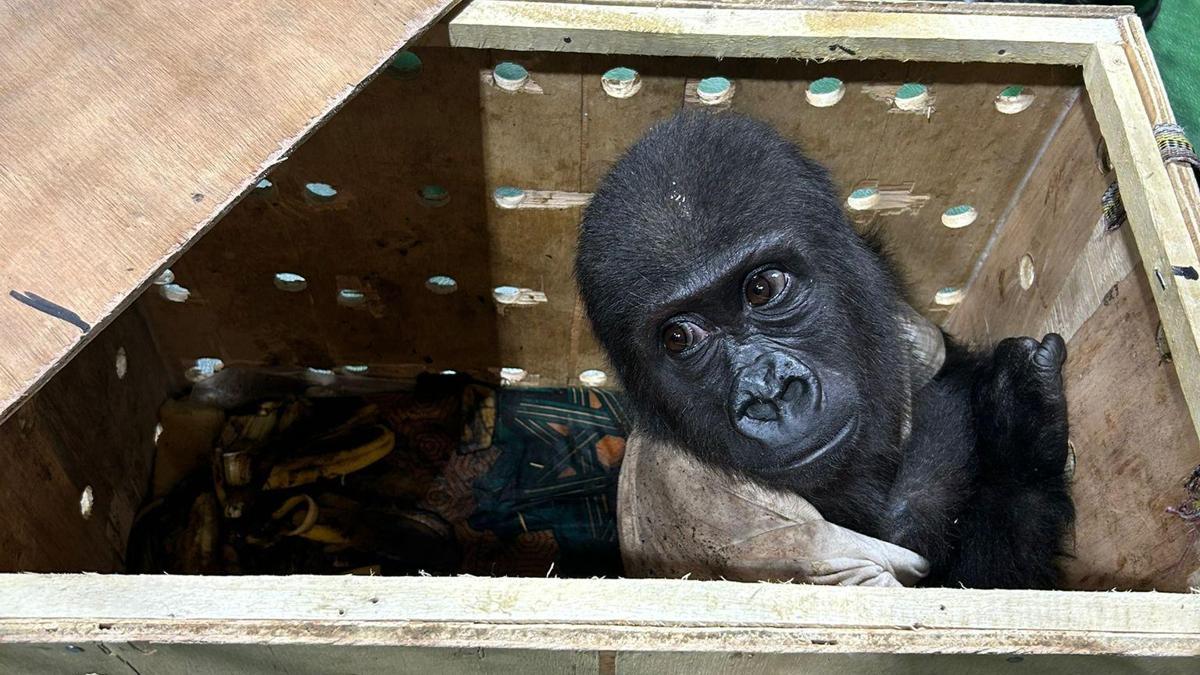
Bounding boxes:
[1,0,1198,671]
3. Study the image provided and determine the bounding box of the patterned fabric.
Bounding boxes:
[1098,124,1197,234]
[467,386,628,577]
[363,383,629,577]
[1154,123,1200,171]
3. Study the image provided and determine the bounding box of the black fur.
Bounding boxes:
[575,111,1074,589]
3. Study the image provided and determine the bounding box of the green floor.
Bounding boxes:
[1148,1,1199,135]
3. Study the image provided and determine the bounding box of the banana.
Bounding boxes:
[240,402,280,443]
[294,523,353,546]
[177,492,220,574]
[263,424,395,490]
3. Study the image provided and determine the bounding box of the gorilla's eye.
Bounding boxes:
[745,269,788,307]
[662,320,707,354]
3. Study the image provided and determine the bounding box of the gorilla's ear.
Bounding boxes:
[897,302,945,391]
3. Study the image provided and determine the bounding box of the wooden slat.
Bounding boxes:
[0,0,460,425]
[2,644,1196,674]
[1,575,1198,655]
[449,0,1124,64]
[1083,43,1200,446]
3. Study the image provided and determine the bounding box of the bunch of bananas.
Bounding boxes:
[130,396,402,574]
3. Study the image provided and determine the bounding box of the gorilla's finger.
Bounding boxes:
[1035,333,1067,371]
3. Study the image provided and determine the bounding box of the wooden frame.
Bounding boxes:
[2,0,1199,670]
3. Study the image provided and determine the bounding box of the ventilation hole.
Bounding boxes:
[153,268,175,285]
[425,275,458,294]
[601,67,642,99]
[493,62,529,91]
[337,289,367,307]
[387,50,422,79]
[255,178,274,191]
[494,186,527,209]
[155,423,164,445]
[806,77,845,107]
[846,187,880,211]
[941,204,978,229]
[1019,254,1036,290]
[418,185,450,207]
[696,76,733,105]
[273,272,308,292]
[934,287,965,306]
[305,367,336,386]
[304,182,338,202]
[995,85,1036,114]
[493,285,521,304]
[340,364,369,374]
[186,357,225,383]
[159,283,190,303]
[893,83,928,111]
[579,369,608,387]
[500,367,528,384]
[114,347,127,379]
[79,485,94,520]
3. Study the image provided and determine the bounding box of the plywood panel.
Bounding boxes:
[0,0,459,424]
[143,56,1080,384]
[1061,266,1200,591]
[0,307,169,571]
[140,46,502,378]
[726,61,1082,312]
[945,95,1111,342]
[481,50,586,385]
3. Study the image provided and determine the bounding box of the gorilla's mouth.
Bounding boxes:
[762,415,858,475]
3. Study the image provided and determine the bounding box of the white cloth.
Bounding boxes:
[618,432,930,587]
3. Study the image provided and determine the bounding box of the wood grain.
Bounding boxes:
[1084,43,1200,446]
[945,94,1111,342]
[1,575,1198,655]
[141,58,1079,381]
[1061,265,1200,591]
[0,307,168,572]
[2,644,1196,674]
[449,0,1124,65]
[0,0,459,424]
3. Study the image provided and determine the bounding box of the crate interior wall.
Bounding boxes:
[1,0,1198,669]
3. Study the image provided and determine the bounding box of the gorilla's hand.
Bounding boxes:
[972,334,1070,483]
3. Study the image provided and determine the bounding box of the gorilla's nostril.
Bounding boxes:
[782,377,807,403]
[744,400,778,421]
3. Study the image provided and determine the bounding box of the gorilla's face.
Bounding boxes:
[576,111,909,491]
[654,259,861,477]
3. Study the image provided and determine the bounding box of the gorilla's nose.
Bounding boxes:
[731,352,821,438]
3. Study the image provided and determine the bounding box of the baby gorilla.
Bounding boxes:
[576,111,1073,589]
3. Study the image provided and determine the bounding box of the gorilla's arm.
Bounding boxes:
[880,336,1075,588]
[947,334,1075,589]
[878,367,978,572]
